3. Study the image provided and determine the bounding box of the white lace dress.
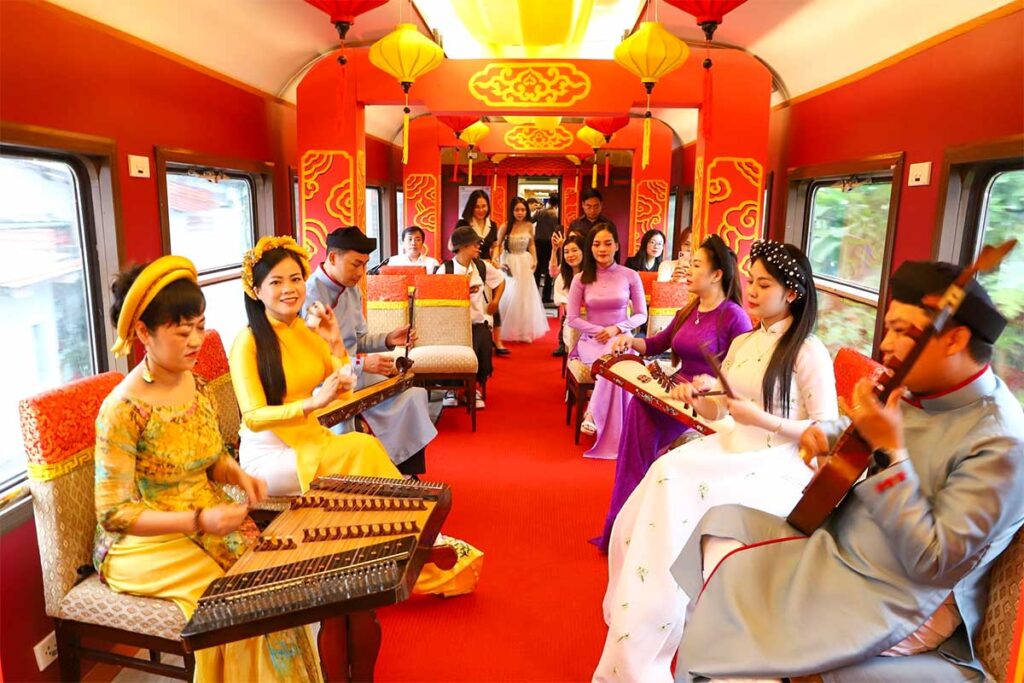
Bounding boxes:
[499,231,549,342]
[594,319,839,683]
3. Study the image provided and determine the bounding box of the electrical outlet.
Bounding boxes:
[33,631,57,671]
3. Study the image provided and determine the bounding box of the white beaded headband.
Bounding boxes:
[750,240,807,299]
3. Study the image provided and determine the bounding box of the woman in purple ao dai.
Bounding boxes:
[593,235,751,552]
[566,223,647,459]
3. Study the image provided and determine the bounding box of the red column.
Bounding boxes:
[628,121,674,256]
[402,116,444,260]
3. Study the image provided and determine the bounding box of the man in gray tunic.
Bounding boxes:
[671,261,1024,681]
[304,226,437,476]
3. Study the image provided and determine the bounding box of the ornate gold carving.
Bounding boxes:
[301,150,355,264]
[405,174,439,234]
[706,157,765,274]
[468,63,591,108]
[503,125,574,151]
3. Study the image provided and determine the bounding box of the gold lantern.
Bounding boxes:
[576,125,606,188]
[613,22,689,169]
[459,120,490,183]
[369,24,444,164]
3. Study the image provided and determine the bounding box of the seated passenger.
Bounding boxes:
[231,236,482,597]
[436,225,506,409]
[596,241,837,682]
[594,235,751,552]
[566,223,647,458]
[672,261,1024,682]
[549,233,585,357]
[657,226,692,283]
[229,235,395,495]
[624,229,666,273]
[306,226,437,477]
[96,256,320,681]
[387,225,440,270]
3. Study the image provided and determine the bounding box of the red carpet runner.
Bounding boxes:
[376,320,613,681]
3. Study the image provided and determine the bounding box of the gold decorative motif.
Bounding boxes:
[356,150,366,228]
[706,157,765,275]
[632,179,669,251]
[468,63,591,108]
[404,174,439,234]
[302,152,333,200]
[301,150,356,265]
[503,125,574,151]
[693,157,705,241]
[707,177,732,204]
[563,184,579,226]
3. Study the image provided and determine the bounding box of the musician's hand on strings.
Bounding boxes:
[237,472,268,506]
[798,424,830,471]
[386,325,411,349]
[839,377,906,452]
[199,504,249,536]
[674,373,716,404]
[594,325,621,343]
[364,354,396,377]
[725,397,771,428]
[315,367,354,408]
[610,334,634,354]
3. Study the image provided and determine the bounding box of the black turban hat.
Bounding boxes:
[326,226,376,254]
[890,261,1006,344]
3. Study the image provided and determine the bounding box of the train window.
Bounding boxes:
[0,153,99,488]
[166,169,256,272]
[396,189,405,234]
[973,168,1023,401]
[805,176,893,356]
[366,186,383,265]
[291,169,300,240]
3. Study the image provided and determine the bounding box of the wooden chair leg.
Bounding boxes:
[574,384,588,445]
[468,378,476,432]
[565,376,574,426]
[184,653,196,680]
[55,621,81,682]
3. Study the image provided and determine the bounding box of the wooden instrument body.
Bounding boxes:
[180,475,450,651]
[786,433,873,535]
[592,354,715,436]
[313,373,415,428]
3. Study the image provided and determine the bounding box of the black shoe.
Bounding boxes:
[495,347,511,356]
[552,347,566,357]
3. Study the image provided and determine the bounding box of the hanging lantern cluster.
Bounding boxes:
[584,117,629,186]
[614,22,689,169]
[576,126,606,189]
[369,24,444,164]
[664,0,748,68]
[458,120,490,184]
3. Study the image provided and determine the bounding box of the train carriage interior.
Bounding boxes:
[1,0,1022,681]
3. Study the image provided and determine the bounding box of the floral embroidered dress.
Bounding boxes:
[594,318,838,683]
[93,378,321,682]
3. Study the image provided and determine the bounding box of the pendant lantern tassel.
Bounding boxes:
[642,87,653,170]
[452,153,459,182]
[604,152,610,187]
[401,84,411,165]
[591,151,598,189]
[468,148,474,184]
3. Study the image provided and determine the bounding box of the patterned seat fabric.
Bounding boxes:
[407,346,478,374]
[833,347,886,409]
[568,359,594,384]
[648,281,691,337]
[20,372,123,617]
[366,274,411,337]
[414,274,473,347]
[976,527,1024,681]
[59,575,185,641]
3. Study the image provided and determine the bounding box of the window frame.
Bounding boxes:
[784,152,905,355]
[365,184,385,265]
[0,122,123,515]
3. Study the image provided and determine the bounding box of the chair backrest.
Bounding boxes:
[638,271,658,303]
[193,329,241,452]
[379,265,426,286]
[648,281,691,337]
[977,527,1024,682]
[366,274,412,337]
[413,274,472,346]
[832,347,886,408]
[20,371,123,617]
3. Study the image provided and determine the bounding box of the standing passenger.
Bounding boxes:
[496,196,549,342]
[456,189,509,355]
[568,188,619,262]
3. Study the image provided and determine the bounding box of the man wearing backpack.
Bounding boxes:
[436,225,506,409]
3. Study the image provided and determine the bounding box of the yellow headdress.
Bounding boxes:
[241,236,312,300]
[110,255,198,358]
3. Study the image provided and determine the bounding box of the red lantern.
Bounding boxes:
[436,116,481,140]
[664,0,748,42]
[584,116,630,144]
[304,0,388,40]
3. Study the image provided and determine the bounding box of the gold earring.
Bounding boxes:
[142,354,154,384]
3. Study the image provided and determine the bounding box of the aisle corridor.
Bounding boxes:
[376,320,614,682]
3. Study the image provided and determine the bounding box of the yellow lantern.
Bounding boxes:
[614,22,689,169]
[577,125,605,188]
[369,24,444,164]
[459,120,490,183]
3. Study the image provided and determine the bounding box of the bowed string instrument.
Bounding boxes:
[783,239,1017,534]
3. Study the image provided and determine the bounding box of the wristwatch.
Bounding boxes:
[870,447,894,474]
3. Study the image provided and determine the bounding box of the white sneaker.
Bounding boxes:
[475,390,485,410]
[442,391,458,408]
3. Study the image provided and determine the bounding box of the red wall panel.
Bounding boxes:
[768,10,1024,268]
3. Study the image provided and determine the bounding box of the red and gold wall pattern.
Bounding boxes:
[468,63,591,108]
[301,149,367,266]
[630,179,670,252]
[404,173,440,257]
[503,125,575,151]
[705,157,764,273]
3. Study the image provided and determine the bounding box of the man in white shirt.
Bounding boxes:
[436,225,505,408]
[386,225,440,271]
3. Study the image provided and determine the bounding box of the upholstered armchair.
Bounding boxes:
[365,274,411,339]
[647,280,691,338]
[21,372,196,680]
[378,264,427,279]
[404,274,479,430]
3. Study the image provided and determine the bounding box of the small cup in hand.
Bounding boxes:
[305,301,326,329]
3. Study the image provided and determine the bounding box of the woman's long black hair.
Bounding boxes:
[243,248,309,406]
[460,189,491,225]
[632,229,666,270]
[580,222,619,284]
[559,233,586,288]
[664,234,742,366]
[505,196,530,249]
[756,244,817,417]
